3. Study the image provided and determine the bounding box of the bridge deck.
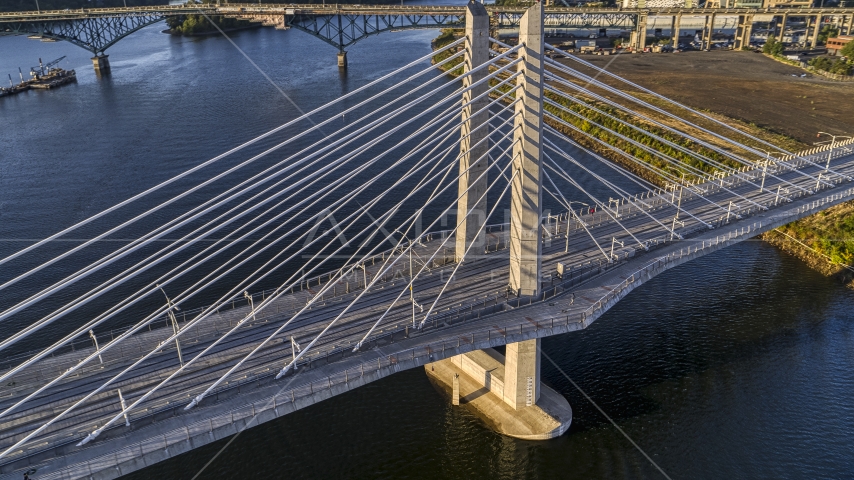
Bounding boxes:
[1,139,852,479]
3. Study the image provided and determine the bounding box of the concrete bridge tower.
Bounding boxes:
[427,1,571,440]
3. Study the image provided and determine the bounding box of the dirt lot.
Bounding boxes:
[572,50,854,144]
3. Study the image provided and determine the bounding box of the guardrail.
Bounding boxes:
[5,140,854,474]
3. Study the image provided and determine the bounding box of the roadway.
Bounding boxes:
[1,138,853,479]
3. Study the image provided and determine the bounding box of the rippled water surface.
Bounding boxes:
[2,6,854,479]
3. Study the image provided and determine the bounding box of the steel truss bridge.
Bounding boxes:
[2,4,854,479]
[1,3,853,55]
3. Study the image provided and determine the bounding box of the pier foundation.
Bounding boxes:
[425,340,571,440]
[91,54,110,74]
[337,51,348,69]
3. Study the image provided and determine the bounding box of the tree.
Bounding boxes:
[809,56,852,76]
[817,25,839,45]
[763,37,784,57]
[841,40,854,60]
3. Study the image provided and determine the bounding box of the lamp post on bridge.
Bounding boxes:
[609,237,624,263]
[564,201,588,253]
[394,229,423,330]
[757,149,776,193]
[88,330,103,365]
[290,336,301,371]
[158,285,184,367]
[356,263,368,290]
[817,132,852,172]
[726,201,739,223]
[244,291,256,323]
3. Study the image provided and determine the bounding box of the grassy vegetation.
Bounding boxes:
[165,0,253,36]
[777,204,854,266]
[434,32,768,184]
[808,56,853,76]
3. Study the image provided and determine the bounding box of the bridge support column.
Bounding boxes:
[778,13,788,43]
[509,2,544,297]
[504,338,540,409]
[702,13,716,50]
[672,14,681,49]
[425,341,571,439]
[337,51,348,69]
[810,15,822,48]
[91,54,110,74]
[631,13,648,51]
[455,2,490,263]
[734,14,753,50]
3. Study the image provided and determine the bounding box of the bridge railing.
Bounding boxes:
[581,184,854,327]
[12,179,854,471]
[7,137,853,395]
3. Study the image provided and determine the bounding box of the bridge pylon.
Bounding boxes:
[428,2,570,441]
[508,1,545,298]
[455,1,490,264]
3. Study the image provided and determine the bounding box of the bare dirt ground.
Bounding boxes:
[576,50,854,144]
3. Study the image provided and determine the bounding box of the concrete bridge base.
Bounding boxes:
[91,55,110,74]
[337,51,348,69]
[425,344,571,440]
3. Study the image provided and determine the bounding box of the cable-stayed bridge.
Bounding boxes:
[2,3,854,478]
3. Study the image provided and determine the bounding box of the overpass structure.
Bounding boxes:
[1,3,853,71]
[2,3,854,479]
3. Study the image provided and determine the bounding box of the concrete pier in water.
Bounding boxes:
[426,342,572,440]
[91,54,110,74]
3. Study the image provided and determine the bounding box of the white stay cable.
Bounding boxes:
[3,118,470,455]
[0,60,477,329]
[0,38,465,269]
[543,133,711,229]
[542,104,767,212]
[543,111,761,215]
[543,54,845,186]
[23,108,519,450]
[137,121,517,426]
[542,85,762,188]
[419,170,515,327]
[0,76,476,352]
[541,151,647,249]
[353,128,522,348]
[266,147,514,391]
[541,73,807,195]
[542,162,674,248]
[0,78,511,396]
[0,116,465,430]
[0,52,470,317]
[0,93,473,386]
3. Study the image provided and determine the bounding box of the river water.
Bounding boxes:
[2,4,854,479]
